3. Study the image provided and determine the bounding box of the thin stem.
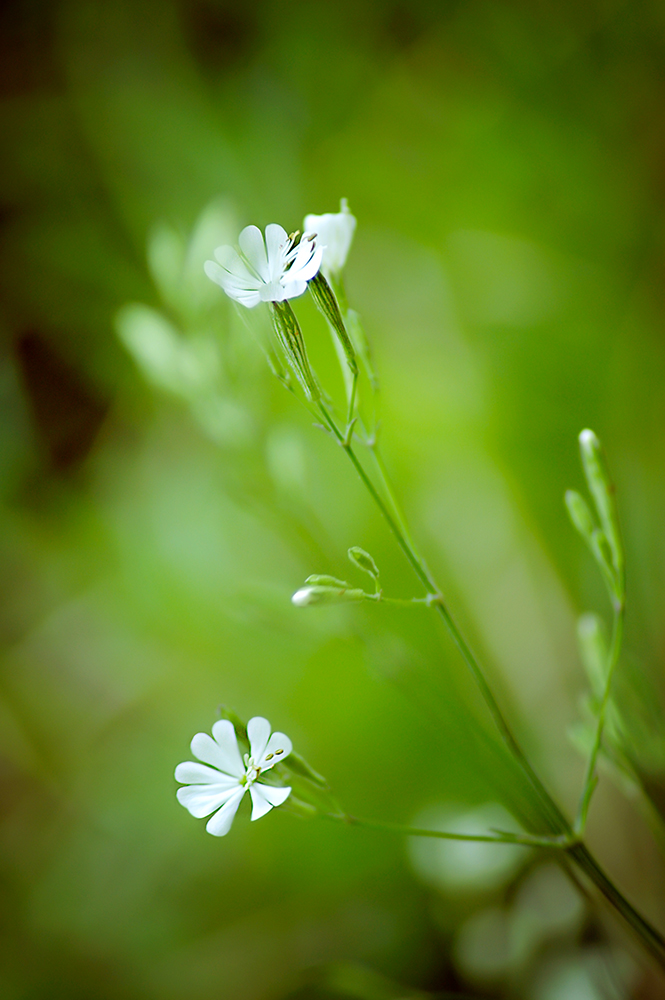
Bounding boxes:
[313,404,665,970]
[568,842,665,969]
[346,368,358,428]
[324,812,567,848]
[366,594,431,606]
[370,442,425,563]
[575,601,624,834]
[325,814,665,969]
[317,400,568,836]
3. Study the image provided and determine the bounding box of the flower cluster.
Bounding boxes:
[175,717,292,836]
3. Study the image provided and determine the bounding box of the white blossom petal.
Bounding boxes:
[211,719,246,775]
[263,279,307,302]
[238,225,270,281]
[264,224,290,282]
[191,723,244,778]
[174,761,240,786]
[289,244,323,284]
[211,247,258,286]
[205,787,246,836]
[177,781,242,819]
[176,716,293,835]
[247,716,271,760]
[203,260,262,307]
[249,782,291,820]
[257,731,292,771]
[259,783,291,808]
[304,200,356,277]
[259,279,291,303]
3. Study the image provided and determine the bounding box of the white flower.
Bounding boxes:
[304,198,356,279]
[175,716,292,836]
[204,224,323,307]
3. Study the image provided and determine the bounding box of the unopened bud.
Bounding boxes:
[269,300,320,402]
[348,546,380,579]
[305,574,352,588]
[578,429,622,576]
[565,490,595,542]
[284,750,329,787]
[291,585,366,607]
[308,272,358,374]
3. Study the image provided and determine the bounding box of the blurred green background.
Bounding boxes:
[2,1,665,997]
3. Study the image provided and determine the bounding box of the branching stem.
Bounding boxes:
[314,400,665,971]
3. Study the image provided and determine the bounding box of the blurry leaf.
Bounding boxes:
[115,303,220,397]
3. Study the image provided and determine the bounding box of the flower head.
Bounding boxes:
[304,199,356,280]
[175,716,292,836]
[204,224,322,308]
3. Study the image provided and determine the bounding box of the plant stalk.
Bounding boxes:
[315,401,665,972]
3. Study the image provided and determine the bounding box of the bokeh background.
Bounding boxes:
[2,1,665,997]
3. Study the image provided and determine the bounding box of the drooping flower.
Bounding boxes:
[304,198,356,280]
[175,716,292,836]
[204,224,322,307]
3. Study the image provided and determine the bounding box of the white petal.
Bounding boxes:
[205,788,245,836]
[248,783,273,821]
[204,258,227,287]
[259,783,291,808]
[257,731,292,771]
[190,723,243,778]
[279,280,307,301]
[174,761,240,786]
[264,224,290,282]
[238,225,269,281]
[303,204,356,275]
[259,279,291,303]
[249,782,291,820]
[213,244,240,269]
[247,717,271,760]
[211,719,246,775]
[177,781,242,819]
[287,237,315,270]
[205,258,262,307]
[288,244,323,283]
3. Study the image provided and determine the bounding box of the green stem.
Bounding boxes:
[317,401,567,836]
[575,601,624,834]
[324,812,566,848]
[568,842,665,968]
[346,368,358,429]
[315,402,665,970]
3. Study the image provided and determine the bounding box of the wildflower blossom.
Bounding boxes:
[175,717,292,836]
[304,199,356,279]
[204,224,322,307]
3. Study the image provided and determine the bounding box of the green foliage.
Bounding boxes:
[2,0,665,997]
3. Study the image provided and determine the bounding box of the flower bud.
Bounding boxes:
[347,546,380,579]
[304,199,356,279]
[564,490,595,543]
[283,750,329,787]
[282,795,319,818]
[578,429,622,575]
[305,574,352,588]
[308,272,358,374]
[291,585,366,607]
[269,300,320,402]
